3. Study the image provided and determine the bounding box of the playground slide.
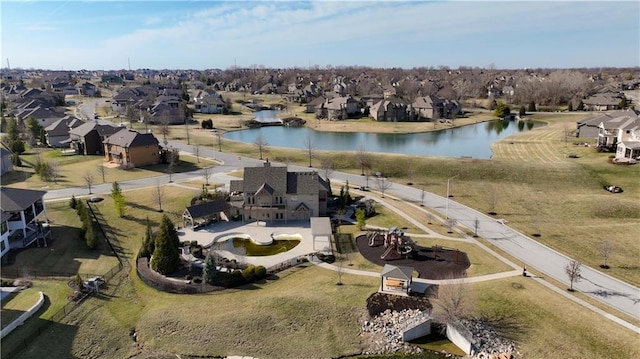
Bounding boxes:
[380,246,395,260]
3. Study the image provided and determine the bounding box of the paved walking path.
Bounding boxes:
[40,140,639,332]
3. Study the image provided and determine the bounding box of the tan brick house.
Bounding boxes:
[103,128,161,168]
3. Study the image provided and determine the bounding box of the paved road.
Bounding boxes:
[43,140,640,324]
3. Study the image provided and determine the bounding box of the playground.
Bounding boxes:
[355,228,470,279]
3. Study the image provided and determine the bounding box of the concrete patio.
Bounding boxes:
[178,220,330,268]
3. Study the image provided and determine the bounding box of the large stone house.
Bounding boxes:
[229,162,330,223]
[412,95,461,120]
[595,111,640,151]
[1,187,50,259]
[103,128,161,168]
[317,96,361,120]
[615,117,640,162]
[369,96,414,122]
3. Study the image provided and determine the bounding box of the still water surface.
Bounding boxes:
[224,116,541,159]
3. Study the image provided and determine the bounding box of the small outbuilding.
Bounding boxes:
[182,200,230,228]
[380,264,413,295]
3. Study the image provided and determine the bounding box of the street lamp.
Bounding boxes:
[445,175,459,219]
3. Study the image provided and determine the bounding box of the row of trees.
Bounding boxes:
[69,196,99,249]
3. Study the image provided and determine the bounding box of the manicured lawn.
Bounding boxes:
[1,280,70,358]
[3,149,215,190]
[2,200,120,278]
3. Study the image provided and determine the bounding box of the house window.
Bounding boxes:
[1,240,5,253]
[1,221,7,235]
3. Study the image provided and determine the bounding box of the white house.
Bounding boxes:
[1,187,50,259]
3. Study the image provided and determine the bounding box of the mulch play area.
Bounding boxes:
[355,234,470,279]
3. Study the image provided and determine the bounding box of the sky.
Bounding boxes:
[1,0,639,71]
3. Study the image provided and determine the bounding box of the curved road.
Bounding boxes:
[43,140,639,325]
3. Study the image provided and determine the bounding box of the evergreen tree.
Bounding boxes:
[150,215,181,275]
[85,224,98,249]
[140,216,155,258]
[69,195,77,210]
[355,208,366,230]
[202,253,217,284]
[112,181,126,217]
[567,101,573,111]
[619,97,628,109]
[576,100,584,111]
[518,106,526,116]
[344,180,352,205]
[494,102,511,118]
[527,101,537,112]
[26,117,43,145]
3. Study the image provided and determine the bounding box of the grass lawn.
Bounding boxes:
[2,200,120,278]
[1,280,70,358]
[3,148,215,190]
[471,277,639,358]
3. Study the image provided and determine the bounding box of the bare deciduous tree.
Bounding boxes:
[125,104,138,129]
[200,166,212,186]
[50,161,59,184]
[97,164,106,183]
[600,239,613,269]
[304,133,315,167]
[167,149,177,183]
[488,186,499,215]
[375,176,392,198]
[565,260,582,291]
[253,133,269,160]
[445,218,457,233]
[356,141,371,176]
[193,143,200,163]
[83,172,94,194]
[154,180,165,212]
[159,112,171,146]
[433,277,474,327]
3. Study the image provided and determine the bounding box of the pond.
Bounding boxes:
[223,117,542,159]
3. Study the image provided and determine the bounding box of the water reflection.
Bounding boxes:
[223,119,543,159]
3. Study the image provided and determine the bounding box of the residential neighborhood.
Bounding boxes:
[2,0,640,356]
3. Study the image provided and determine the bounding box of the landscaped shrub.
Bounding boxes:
[69,195,77,210]
[242,265,256,282]
[0,279,14,287]
[220,270,245,288]
[192,277,202,284]
[255,265,267,279]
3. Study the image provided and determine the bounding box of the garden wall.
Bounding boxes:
[1,291,45,339]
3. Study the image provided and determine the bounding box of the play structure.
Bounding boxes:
[370,226,414,261]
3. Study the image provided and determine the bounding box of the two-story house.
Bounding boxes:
[317,96,361,120]
[369,96,414,122]
[1,187,50,259]
[614,117,640,162]
[229,162,330,223]
[596,112,639,151]
[103,128,161,168]
[69,120,121,156]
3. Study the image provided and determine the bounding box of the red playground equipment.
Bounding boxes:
[379,227,414,260]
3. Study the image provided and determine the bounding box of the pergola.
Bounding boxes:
[380,264,413,295]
